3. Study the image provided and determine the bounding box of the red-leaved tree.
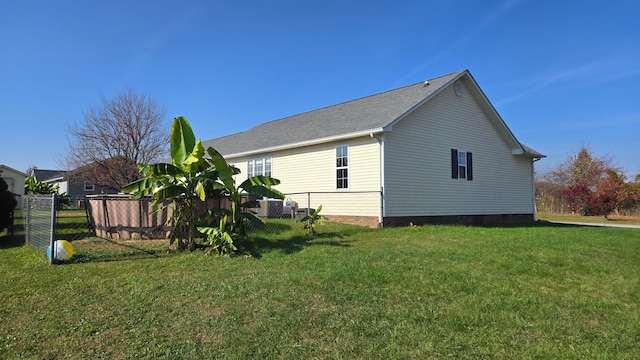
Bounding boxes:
[562,184,592,215]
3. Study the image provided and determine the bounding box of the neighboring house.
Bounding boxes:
[31,168,118,198]
[202,70,545,227]
[0,165,26,207]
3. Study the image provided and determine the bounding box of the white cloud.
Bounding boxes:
[497,55,640,106]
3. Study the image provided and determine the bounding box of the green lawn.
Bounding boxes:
[1,218,639,359]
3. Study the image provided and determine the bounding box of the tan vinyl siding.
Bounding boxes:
[226,136,381,217]
[384,81,534,216]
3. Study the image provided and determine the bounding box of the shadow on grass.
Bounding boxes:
[0,234,26,249]
[247,221,294,235]
[67,238,180,264]
[243,231,353,258]
[0,223,25,249]
[56,231,94,242]
[55,219,94,242]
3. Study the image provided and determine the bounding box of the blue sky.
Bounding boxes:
[1,0,639,177]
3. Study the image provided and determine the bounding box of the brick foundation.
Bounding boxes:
[383,214,535,227]
[324,215,380,228]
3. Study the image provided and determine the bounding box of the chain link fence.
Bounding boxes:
[22,195,57,264]
[20,191,381,262]
[22,195,96,264]
[260,191,382,228]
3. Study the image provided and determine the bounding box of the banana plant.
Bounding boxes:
[300,205,326,236]
[197,215,238,256]
[122,116,220,250]
[24,175,59,194]
[123,116,285,254]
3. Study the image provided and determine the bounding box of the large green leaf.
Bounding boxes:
[138,164,151,176]
[250,186,285,200]
[154,185,185,201]
[148,163,182,177]
[195,181,206,201]
[184,140,206,173]
[239,176,284,200]
[245,175,281,187]
[170,116,196,167]
[241,211,265,227]
[207,147,236,191]
[121,177,158,198]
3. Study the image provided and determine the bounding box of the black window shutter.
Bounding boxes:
[466,152,473,181]
[451,149,458,179]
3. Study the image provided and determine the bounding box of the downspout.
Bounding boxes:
[531,157,542,221]
[371,132,385,227]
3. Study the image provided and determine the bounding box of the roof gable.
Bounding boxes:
[203,71,463,156]
[0,165,27,177]
[203,70,543,158]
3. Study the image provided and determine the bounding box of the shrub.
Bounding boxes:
[0,178,17,233]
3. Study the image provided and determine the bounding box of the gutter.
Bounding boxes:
[222,128,386,159]
[370,132,386,226]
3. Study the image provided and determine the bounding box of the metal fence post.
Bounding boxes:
[307,192,311,235]
[24,196,30,243]
[49,194,57,265]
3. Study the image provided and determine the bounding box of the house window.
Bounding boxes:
[458,151,467,179]
[84,182,95,192]
[247,157,272,177]
[265,158,272,177]
[336,145,348,189]
[451,149,473,181]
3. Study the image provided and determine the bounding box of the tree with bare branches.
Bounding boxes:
[546,146,613,187]
[62,90,169,191]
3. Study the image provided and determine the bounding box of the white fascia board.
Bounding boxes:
[463,73,523,151]
[223,128,386,159]
[43,177,65,183]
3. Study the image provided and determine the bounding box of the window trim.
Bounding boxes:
[84,182,95,192]
[336,145,349,190]
[247,156,272,178]
[451,148,473,181]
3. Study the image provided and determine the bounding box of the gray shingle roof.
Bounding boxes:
[202,71,465,156]
[33,169,67,182]
[201,69,544,159]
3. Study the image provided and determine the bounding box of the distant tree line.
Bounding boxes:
[536,146,640,217]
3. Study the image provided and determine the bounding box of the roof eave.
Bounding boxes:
[0,165,27,177]
[513,144,546,159]
[43,176,66,183]
[222,128,385,159]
